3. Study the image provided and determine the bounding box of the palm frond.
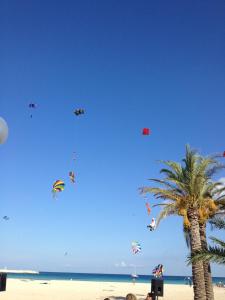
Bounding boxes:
[152,203,171,208]
[210,236,225,248]
[159,160,182,176]
[141,187,182,202]
[209,217,225,230]
[156,203,177,226]
[205,164,225,178]
[187,246,225,265]
[215,196,225,203]
[183,226,191,249]
[148,178,184,195]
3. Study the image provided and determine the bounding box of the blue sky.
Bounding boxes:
[0,0,225,276]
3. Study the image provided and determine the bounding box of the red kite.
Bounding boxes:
[142,128,150,135]
[145,202,151,215]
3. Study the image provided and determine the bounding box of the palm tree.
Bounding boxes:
[141,146,224,300]
[189,217,225,265]
[199,222,214,300]
[198,182,225,299]
[166,184,225,300]
[182,221,214,300]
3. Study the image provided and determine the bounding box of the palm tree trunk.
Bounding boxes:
[199,223,214,300]
[188,208,206,300]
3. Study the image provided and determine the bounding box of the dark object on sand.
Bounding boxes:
[151,278,164,298]
[0,273,7,292]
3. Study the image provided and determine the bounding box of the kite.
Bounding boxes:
[29,103,37,118]
[29,103,37,108]
[147,218,156,231]
[223,151,225,157]
[145,202,151,215]
[131,241,141,254]
[72,152,76,162]
[52,180,65,197]
[152,264,164,278]
[74,109,84,116]
[3,216,9,221]
[69,171,75,183]
[142,128,150,135]
[0,117,9,145]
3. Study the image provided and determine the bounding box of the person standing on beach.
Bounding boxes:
[188,277,192,287]
[145,293,154,300]
[126,293,137,300]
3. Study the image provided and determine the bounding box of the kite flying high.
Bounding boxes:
[52,180,65,197]
[147,218,156,231]
[145,202,151,215]
[69,171,75,183]
[74,109,85,116]
[142,128,150,135]
[131,241,141,254]
[29,103,37,118]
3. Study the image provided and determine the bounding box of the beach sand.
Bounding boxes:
[0,279,224,300]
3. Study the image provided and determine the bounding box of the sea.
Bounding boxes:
[6,272,225,285]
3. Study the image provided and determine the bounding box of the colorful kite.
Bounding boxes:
[29,103,37,118]
[142,128,150,135]
[0,117,9,145]
[147,218,156,231]
[223,151,225,157]
[131,241,141,254]
[52,180,65,197]
[69,171,75,183]
[152,264,164,278]
[145,202,151,215]
[74,109,84,116]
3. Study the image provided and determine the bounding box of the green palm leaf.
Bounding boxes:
[210,236,225,248]
[188,246,225,265]
[210,218,225,230]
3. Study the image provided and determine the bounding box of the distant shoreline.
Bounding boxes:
[0,269,39,274]
[5,271,225,284]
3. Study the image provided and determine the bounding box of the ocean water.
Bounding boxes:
[6,272,225,285]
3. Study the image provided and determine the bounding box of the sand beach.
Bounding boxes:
[0,279,224,300]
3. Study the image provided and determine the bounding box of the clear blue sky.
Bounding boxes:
[0,0,225,276]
